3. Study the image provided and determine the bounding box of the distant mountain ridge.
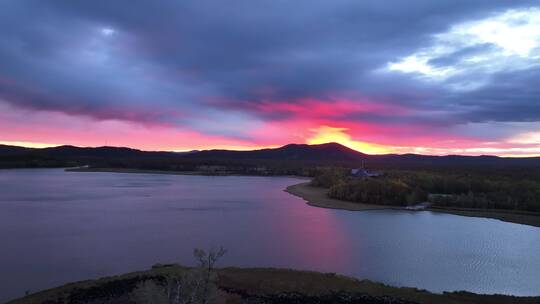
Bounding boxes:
[0,144,33,155]
[1,142,540,166]
[0,144,176,158]
[188,143,367,161]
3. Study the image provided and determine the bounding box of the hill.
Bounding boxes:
[187,142,367,161]
[36,145,176,158]
[0,144,179,169]
[0,144,34,156]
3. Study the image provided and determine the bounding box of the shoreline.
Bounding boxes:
[285,182,401,212]
[66,167,236,176]
[64,167,311,179]
[286,182,540,228]
[426,206,540,228]
[66,168,540,227]
[9,265,540,304]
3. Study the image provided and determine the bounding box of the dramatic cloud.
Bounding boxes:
[1,0,539,155]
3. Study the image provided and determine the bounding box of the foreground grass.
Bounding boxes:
[287,182,540,227]
[9,265,540,304]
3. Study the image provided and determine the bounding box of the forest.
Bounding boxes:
[311,167,540,212]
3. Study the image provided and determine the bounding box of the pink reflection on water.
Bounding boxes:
[261,194,352,273]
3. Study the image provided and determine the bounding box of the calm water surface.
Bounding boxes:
[0,169,539,301]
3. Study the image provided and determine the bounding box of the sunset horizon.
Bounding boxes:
[2,2,540,157]
[4,138,540,158]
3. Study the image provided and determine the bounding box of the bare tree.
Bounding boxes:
[193,246,227,304]
[131,247,226,304]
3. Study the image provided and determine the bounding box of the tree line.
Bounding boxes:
[311,167,540,212]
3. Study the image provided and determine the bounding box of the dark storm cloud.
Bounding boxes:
[0,0,539,134]
[455,67,540,123]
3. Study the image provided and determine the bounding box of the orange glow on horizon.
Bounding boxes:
[0,139,278,153]
[2,138,540,158]
[170,144,280,152]
[0,140,60,149]
[307,126,392,154]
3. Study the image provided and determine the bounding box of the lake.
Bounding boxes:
[0,169,539,302]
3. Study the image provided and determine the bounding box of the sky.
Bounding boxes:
[1,1,540,156]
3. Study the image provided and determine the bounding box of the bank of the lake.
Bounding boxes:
[286,182,540,227]
[69,169,540,228]
[285,182,399,211]
[66,167,225,176]
[9,265,540,304]
[65,167,312,179]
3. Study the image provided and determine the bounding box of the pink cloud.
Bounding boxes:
[2,99,539,157]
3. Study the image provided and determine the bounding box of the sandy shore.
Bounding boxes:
[285,182,399,211]
[286,182,540,227]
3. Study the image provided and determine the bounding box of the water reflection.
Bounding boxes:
[0,169,539,302]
